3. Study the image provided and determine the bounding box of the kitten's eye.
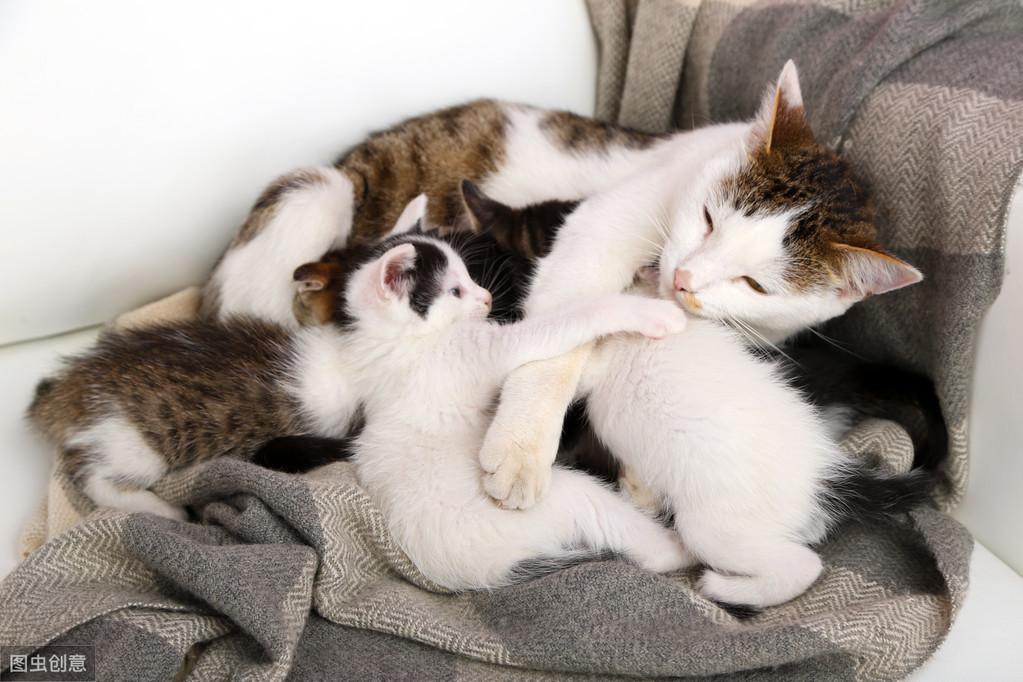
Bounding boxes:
[742,276,767,294]
[702,206,714,236]
[449,287,462,298]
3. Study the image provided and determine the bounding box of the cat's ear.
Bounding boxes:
[749,60,814,154]
[294,261,341,292]
[293,261,342,324]
[831,243,923,298]
[459,179,501,232]
[388,194,428,236]
[374,243,418,300]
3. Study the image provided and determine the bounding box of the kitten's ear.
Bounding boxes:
[375,243,418,300]
[294,261,341,292]
[459,179,501,232]
[832,243,923,298]
[388,194,428,236]
[293,261,342,325]
[749,60,814,154]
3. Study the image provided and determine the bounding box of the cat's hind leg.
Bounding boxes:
[681,521,823,608]
[67,414,186,521]
[535,467,696,575]
[202,166,355,325]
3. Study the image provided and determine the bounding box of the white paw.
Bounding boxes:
[697,569,746,605]
[629,298,687,339]
[637,529,698,573]
[480,441,552,510]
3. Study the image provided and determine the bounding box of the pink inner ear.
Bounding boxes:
[376,243,417,299]
[383,260,405,293]
[834,243,923,297]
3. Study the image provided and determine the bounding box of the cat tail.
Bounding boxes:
[251,435,356,473]
[506,549,616,584]
[822,460,936,527]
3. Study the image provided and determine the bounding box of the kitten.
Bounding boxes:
[29,216,692,589]
[201,62,921,514]
[291,180,574,327]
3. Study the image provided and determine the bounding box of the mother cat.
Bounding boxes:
[203,61,921,511]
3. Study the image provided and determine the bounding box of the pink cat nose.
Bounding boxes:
[481,291,493,308]
[674,268,694,293]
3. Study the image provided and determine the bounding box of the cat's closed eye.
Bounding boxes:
[702,206,714,236]
[741,276,767,294]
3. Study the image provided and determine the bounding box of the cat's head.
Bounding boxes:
[658,61,921,343]
[300,196,492,334]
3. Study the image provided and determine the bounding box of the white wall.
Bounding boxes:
[0,0,597,345]
[956,178,1023,573]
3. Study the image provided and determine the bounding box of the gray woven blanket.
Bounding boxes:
[3,0,1020,679]
[0,454,971,680]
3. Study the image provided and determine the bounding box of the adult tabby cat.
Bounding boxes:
[202,62,921,512]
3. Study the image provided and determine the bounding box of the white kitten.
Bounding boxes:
[329,225,693,590]
[580,305,928,608]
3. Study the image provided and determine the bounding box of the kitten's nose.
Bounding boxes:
[480,290,492,309]
[674,268,694,293]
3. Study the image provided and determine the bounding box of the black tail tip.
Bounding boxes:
[826,464,936,526]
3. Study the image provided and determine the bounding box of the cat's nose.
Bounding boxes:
[480,290,492,309]
[673,268,694,293]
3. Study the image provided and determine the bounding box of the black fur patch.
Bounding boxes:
[318,233,451,328]
[406,240,448,317]
[252,433,360,473]
[781,337,948,470]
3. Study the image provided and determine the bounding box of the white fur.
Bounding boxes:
[288,326,360,437]
[212,166,354,325]
[580,318,844,607]
[331,238,691,589]
[69,412,186,520]
[480,105,668,207]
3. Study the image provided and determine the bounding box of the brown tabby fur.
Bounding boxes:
[724,93,884,291]
[29,320,306,480]
[234,101,658,251]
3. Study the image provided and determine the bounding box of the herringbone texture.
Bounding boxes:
[1,456,969,680]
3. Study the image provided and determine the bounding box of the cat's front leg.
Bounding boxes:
[479,175,673,510]
[480,347,590,509]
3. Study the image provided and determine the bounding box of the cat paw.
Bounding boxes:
[627,297,687,339]
[635,529,698,573]
[480,441,552,510]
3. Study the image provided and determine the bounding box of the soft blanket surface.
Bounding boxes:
[6,0,1023,678]
[2,458,971,680]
